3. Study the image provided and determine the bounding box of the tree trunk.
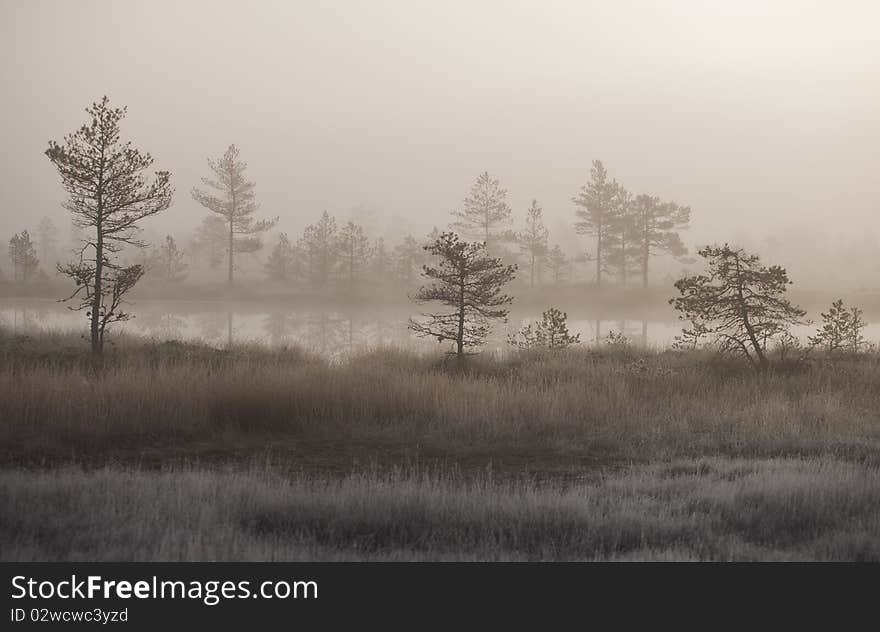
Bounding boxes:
[91,225,103,356]
[227,217,234,287]
[735,258,768,372]
[642,216,650,288]
[743,315,768,372]
[456,275,465,357]
[596,231,602,288]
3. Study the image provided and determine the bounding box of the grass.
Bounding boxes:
[2,329,879,561]
[2,457,879,561]
[2,329,880,469]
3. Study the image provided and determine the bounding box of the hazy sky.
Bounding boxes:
[2,0,878,260]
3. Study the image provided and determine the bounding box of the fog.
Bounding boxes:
[2,0,879,288]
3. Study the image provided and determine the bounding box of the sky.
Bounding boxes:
[1,0,878,283]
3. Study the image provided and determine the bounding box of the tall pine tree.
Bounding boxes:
[573,160,616,287]
[191,144,277,286]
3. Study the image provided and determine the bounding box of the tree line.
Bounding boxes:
[15,98,696,296]
[32,96,873,366]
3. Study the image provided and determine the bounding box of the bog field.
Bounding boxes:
[2,331,879,561]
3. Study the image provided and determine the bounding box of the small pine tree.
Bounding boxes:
[509,307,580,351]
[518,200,549,288]
[35,217,59,268]
[151,235,188,283]
[336,220,372,289]
[8,230,40,283]
[190,216,228,270]
[301,211,337,287]
[409,232,516,357]
[808,299,867,353]
[547,245,569,285]
[371,237,391,280]
[393,234,422,285]
[264,233,295,282]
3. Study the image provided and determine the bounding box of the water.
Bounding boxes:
[2,298,878,357]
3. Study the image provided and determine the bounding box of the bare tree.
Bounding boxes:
[409,232,516,357]
[191,144,276,286]
[670,244,806,372]
[518,200,549,288]
[45,96,173,355]
[451,171,512,250]
[573,160,616,287]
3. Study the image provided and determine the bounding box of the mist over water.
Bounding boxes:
[5,300,880,357]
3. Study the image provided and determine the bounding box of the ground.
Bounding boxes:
[1,332,879,561]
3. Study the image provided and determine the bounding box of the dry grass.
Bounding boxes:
[2,457,878,561]
[3,330,880,561]
[2,330,879,467]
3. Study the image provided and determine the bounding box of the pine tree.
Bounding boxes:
[670,244,806,372]
[301,211,337,287]
[409,232,516,357]
[393,234,422,285]
[451,172,511,250]
[371,237,391,280]
[605,182,640,286]
[8,230,40,283]
[509,307,580,350]
[632,194,690,288]
[191,144,277,286]
[573,160,616,287]
[46,96,173,355]
[264,233,295,282]
[35,217,59,268]
[336,220,372,289]
[808,299,867,353]
[547,244,569,285]
[189,215,228,270]
[518,200,549,288]
[151,235,188,283]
